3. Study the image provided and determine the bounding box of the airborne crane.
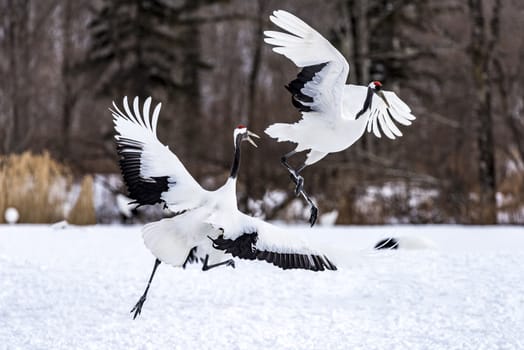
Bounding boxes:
[264,10,416,225]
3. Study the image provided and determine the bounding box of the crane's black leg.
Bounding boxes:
[281,150,297,175]
[280,152,318,226]
[201,254,235,271]
[182,247,198,269]
[130,258,161,320]
[281,150,305,194]
[293,163,308,195]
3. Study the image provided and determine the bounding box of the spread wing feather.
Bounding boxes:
[264,10,349,120]
[112,96,207,212]
[209,213,337,272]
[345,85,416,139]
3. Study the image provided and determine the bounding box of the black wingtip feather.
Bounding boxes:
[285,62,328,112]
[210,233,337,272]
[116,137,170,207]
[374,237,399,250]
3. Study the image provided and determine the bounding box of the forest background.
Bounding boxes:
[1,0,523,224]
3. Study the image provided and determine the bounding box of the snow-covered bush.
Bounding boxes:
[4,207,19,224]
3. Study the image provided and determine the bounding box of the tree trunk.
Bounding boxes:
[352,0,373,156]
[179,21,203,173]
[336,0,370,225]
[241,0,267,212]
[61,0,73,160]
[468,0,500,224]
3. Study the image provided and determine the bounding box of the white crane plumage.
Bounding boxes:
[264,10,416,225]
[111,96,338,319]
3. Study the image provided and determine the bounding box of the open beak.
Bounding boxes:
[246,130,260,147]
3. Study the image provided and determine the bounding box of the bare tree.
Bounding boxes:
[467,0,501,224]
[4,0,31,152]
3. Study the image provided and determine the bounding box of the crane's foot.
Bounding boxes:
[309,205,318,227]
[130,294,147,320]
[202,256,236,271]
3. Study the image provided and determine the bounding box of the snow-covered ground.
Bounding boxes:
[1,224,523,349]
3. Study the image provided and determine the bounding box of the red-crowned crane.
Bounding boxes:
[112,97,338,319]
[264,10,416,225]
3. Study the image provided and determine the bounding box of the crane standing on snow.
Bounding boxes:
[112,97,337,319]
[264,10,416,225]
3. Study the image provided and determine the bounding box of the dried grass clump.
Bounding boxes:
[0,152,73,223]
[67,175,96,225]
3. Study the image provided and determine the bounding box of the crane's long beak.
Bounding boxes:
[247,130,260,147]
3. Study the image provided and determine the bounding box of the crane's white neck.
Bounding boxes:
[219,177,238,210]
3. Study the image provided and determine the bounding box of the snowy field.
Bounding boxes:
[1,224,523,350]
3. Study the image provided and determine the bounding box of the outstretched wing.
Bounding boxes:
[264,10,349,120]
[210,214,337,272]
[112,96,206,212]
[344,85,416,139]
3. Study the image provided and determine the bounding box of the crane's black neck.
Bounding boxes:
[355,87,375,120]
[229,134,243,179]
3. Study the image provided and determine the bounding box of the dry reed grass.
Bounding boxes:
[0,152,72,223]
[67,175,96,225]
